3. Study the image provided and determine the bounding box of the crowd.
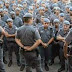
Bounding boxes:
[0,0,72,72]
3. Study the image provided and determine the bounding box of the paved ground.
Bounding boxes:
[5,53,65,72]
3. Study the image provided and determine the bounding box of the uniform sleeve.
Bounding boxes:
[0,28,2,34]
[65,31,72,43]
[4,26,7,32]
[34,29,41,40]
[14,26,18,32]
[15,29,20,39]
[19,18,23,26]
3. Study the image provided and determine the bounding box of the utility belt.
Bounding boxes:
[7,41,16,43]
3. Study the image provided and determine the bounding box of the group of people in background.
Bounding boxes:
[0,0,72,72]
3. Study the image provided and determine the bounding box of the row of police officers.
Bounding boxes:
[0,0,72,72]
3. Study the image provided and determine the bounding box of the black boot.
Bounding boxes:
[20,65,25,71]
[58,67,65,72]
[8,60,12,67]
[49,60,54,66]
[45,63,49,71]
[17,60,21,66]
[3,57,7,64]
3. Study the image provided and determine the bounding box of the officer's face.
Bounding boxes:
[63,24,70,31]
[41,17,44,23]
[19,7,23,10]
[41,3,45,7]
[5,3,9,7]
[4,11,8,14]
[39,10,44,14]
[16,10,20,15]
[54,23,59,28]
[32,5,35,9]
[66,8,69,12]
[28,10,33,14]
[0,11,3,16]
[45,8,48,11]
[23,3,27,8]
[0,4,3,8]
[36,3,39,8]
[11,14,15,19]
[55,10,60,14]
[43,22,49,28]
[59,16,64,21]
[7,22,13,28]
[13,5,17,9]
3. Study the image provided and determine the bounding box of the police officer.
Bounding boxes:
[69,0,72,6]
[65,5,70,14]
[4,18,20,67]
[12,8,26,70]
[28,6,35,19]
[16,0,22,4]
[58,20,70,72]
[39,18,53,71]
[0,15,6,28]
[10,11,23,28]
[50,7,60,25]
[59,13,65,30]
[26,0,35,7]
[35,16,44,29]
[64,28,72,72]
[0,15,7,64]
[50,19,61,65]
[50,3,58,11]
[58,0,67,13]
[22,1,28,14]
[15,7,23,19]
[15,13,43,72]
[11,3,17,11]
[65,7,72,28]
[35,7,45,24]
[0,8,9,22]
[0,26,6,72]
[13,8,25,71]
[44,5,51,18]
[0,1,4,9]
